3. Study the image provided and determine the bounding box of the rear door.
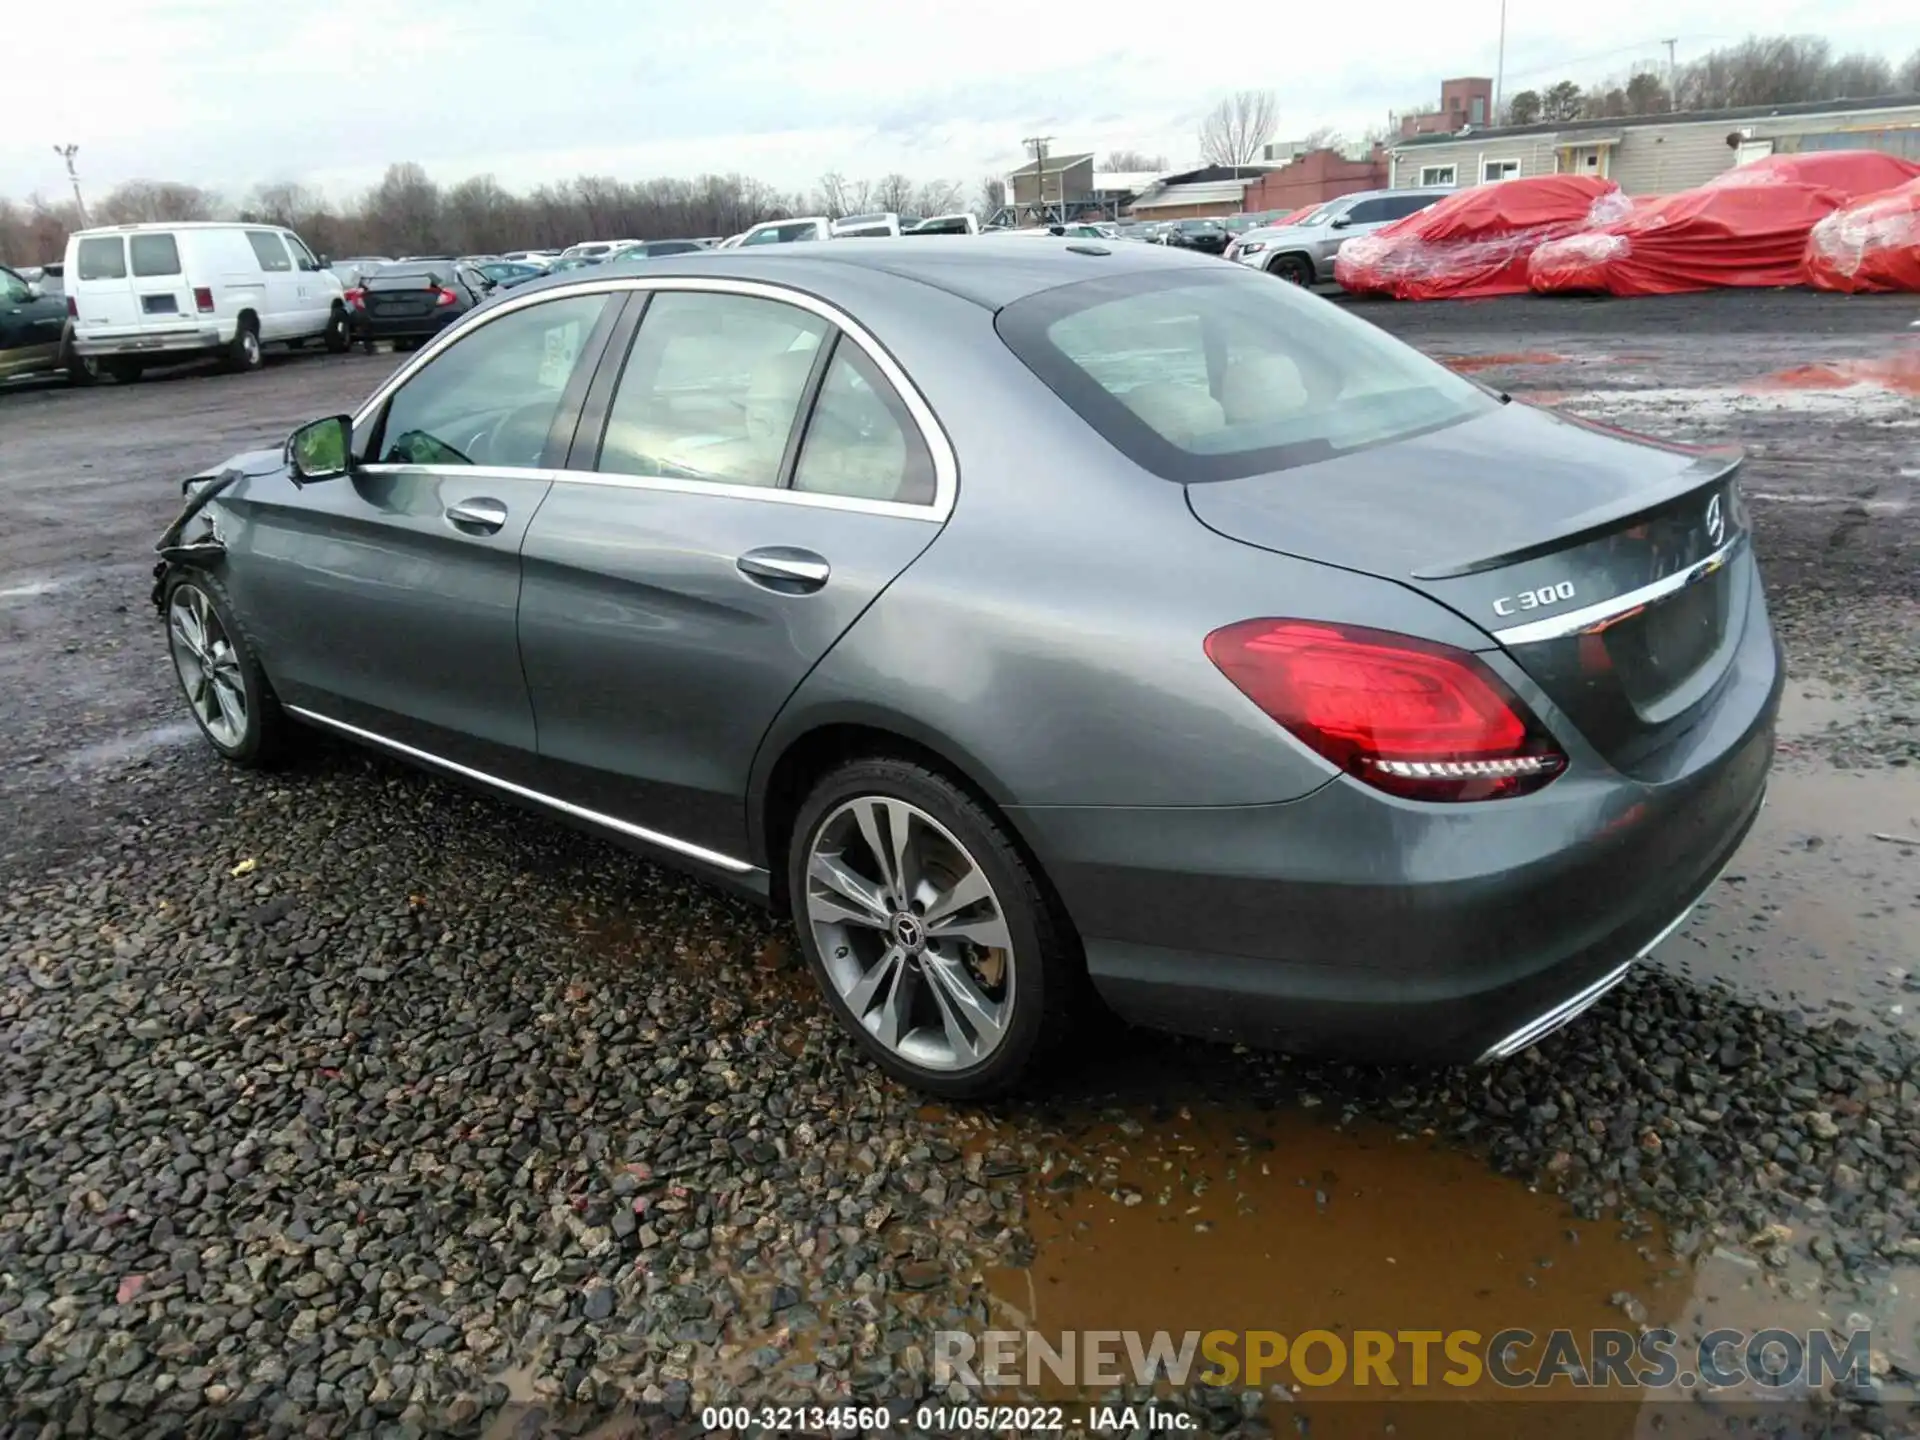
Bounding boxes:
[0,265,63,376]
[125,231,195,334]
[242,229,301,339]
[70,234,139,334]
[516,281,950,857]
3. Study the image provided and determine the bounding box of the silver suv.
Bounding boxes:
[1226,187,1455,285]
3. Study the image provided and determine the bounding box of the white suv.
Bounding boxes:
[63,222,349,381]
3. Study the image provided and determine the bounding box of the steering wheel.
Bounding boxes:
[463,401,559,469]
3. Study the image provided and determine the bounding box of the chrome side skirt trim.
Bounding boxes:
[283,706,756,875]
[1491,534,1745,647]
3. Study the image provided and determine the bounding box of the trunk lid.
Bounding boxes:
[363,271,448,319]
[1185,401,1750,774]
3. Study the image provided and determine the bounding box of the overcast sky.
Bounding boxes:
[5,0,1914,207]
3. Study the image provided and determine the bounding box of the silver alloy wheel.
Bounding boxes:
[241,330,261,365]
[805,796,1016,1072]
[168,583,248,748]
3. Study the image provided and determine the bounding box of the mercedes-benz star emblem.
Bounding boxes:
[891,914,925,951]
[1705,493,1726,548]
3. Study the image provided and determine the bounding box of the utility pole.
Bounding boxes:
[1493,0,1507,119]
[1022,135,1052,224]
[53,143,88,226]
[1662,38,1679,110]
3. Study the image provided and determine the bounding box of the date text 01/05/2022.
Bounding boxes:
[698,1405,1198,1432]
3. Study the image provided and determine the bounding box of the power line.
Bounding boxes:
[1498,33,1731,86]
[53,144,88,227]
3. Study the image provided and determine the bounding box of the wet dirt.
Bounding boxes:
[1440,351,1568,372]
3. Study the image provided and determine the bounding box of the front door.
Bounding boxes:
[224,290,618,771]
[517,284,949,859]
[243,230,303,341]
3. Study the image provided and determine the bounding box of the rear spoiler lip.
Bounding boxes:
[1412,446,1744,582]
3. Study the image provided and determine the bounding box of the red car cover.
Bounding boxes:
[1334,175,1628,300]
[1803,177,1920,293]
[1700,149,1920,196]
[1528,182,1854,295]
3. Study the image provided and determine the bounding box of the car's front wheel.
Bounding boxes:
[788,758,1079,1098]
[1269,254,1314,286]
[164,572,289,767]
[323,307,351,354]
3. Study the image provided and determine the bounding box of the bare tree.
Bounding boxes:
[1541,81,1585,121]
[912,180,964,217]
[442,175,517,253]
[363,163,442,255]
[1901,47,1920,92]
[1624,71,1670,114]
[1197,89,1279,167]
[977,176,1007,219]
[813,171,872,219]
[870,173,917,215]
[95,180,218,224]
[1827,51,1894,96]
[1297,126,1346,152]
[1099,150,1169,171]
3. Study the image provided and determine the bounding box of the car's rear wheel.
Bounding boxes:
[788,758,1078,1098]
[225,320,263,374]
[1269,254,1314,286]
[163,572,289,767]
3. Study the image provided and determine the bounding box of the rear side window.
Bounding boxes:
[246,231,292,272]
[596,291,828,488]
[792,341,936,505]
[1387,194,1442,219]
[997,269,1494,483]
[77,237,127,281]
[129,234,182,277]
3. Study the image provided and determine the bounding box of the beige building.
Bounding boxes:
[1388,94,1920,195]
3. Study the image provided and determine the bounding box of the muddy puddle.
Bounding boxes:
[1652,760,1920,1040]
[985,1096,1919,1436]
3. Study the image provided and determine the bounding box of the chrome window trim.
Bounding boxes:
[349,274,958,522]
[1490,534,1744,647]
[284,705,757,875]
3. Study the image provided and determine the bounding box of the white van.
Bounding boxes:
[63,222,349,380]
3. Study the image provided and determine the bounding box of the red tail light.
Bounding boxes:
[1204,619,1566,802]
[433,287,457,306]
[66,296,77,318]
[193,286,215,313]
[344,287,364,310]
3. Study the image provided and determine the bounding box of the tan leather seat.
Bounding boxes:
[1120,382,1225,447]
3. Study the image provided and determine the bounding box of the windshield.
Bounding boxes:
[995,267,1493,483]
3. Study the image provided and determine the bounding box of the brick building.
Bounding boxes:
[1398,78,1494,138]
[1241,146,1390,211]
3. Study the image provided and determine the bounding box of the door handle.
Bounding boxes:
[445,498,509,534]
[737,547,830,592]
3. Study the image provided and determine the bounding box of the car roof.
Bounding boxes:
[494,234,1221,311]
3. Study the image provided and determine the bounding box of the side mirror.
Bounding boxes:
[317,254,332,269]
[287,414,352,485]
[24,282,42,301]
[1329,215,1353,229]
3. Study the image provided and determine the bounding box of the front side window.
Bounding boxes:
[1,266,28,303]
[77,237,127,281]
[285,234,320,270]
[596,291,827,487]
[246,231,292,272]
[997,268,1494,484]
[130,234,182,277]
[372,294,609,469]
[1345,199,1393,224]
[792,342,936,505]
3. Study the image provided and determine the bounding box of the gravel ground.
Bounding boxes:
[3,296,1920,1439]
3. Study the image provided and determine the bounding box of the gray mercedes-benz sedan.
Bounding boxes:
[153,238,1780,1097]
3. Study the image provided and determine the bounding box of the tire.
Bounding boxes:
[103,358,144,384]
[1269,254,1314,286]
[786,757,1081,1099]
[224,319,263,374]
[322,307,351,354]
[162,570,290,768]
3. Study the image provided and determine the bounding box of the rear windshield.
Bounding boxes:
[76,236,127,281]
[130,233,182,277]
[996,268,1494,483]
[369,263,451,281]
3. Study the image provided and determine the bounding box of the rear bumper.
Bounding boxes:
[349,309,461,340]
[72,324,224,358]
[1010,609,1781,1065]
